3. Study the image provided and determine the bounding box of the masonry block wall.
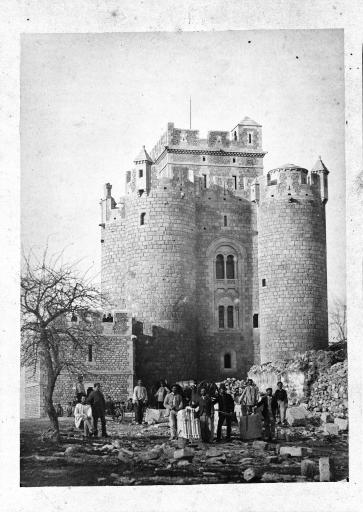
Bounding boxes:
[23,314,134,418]
[98,118,330,386]
[256,165,329,363]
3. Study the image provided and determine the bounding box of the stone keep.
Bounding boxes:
[100,117,329,386]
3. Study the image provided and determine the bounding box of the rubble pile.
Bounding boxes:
[307,360,348,418]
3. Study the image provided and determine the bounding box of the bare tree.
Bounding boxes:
[329,298,347,345]
[21,248,107,440]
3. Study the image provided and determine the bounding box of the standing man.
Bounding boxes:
[87,382,108,438]
[75,375,86,403]
[274,381,288,425]
[163,385,184,440]
[215,384,235,442]
[256,388,277,441]
[196,387,214,443]
[240,379,259,415]
[133,379,148,424]
[154,380,169,409]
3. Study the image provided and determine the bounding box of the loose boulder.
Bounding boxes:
[243,467,262,482]
[173,448,195,460]
[286,406,309,426]
[319,457,335,482]
[301,459,317,478]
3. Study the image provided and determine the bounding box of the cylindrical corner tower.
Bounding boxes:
[123,175,198,386]
[256,162,329,363]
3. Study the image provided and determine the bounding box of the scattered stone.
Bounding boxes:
[118,451,132,464]
[110,473,120,479]
[324,423,339,436]
[206,458,223,466]
[205,447,220,458]
[334,418,348,431]
[97,477,107,483]
[321,412,334,423]
[99,444,115,451]
[266,456,279,463]
[173,448,195,460]
[177,438,187,448]
[286,406,309,426]
[239,458,254,465]
[261,472,296,482]
[252,440,267,450]
[64,445,82,456]
[319,457,335,482]
[243,467,261,482]
[301,459,317,478]
[206,455,226,464]
[279,446,308,457]
[177,460,191,467]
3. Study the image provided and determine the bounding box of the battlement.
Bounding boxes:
[252,161,329,204]
[150,117,265,163]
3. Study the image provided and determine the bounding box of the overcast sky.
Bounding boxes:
[21,30,345,304]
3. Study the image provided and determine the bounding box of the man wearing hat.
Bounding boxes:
[215,384,235,442]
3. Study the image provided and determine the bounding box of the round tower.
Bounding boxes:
[255,160,329,363]
[123,167,198,386]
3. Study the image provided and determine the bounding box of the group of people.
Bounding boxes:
[60,374,288,443]
[131,378,288,443]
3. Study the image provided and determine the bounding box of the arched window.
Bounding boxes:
[224,353,231,369]
[218,305,225,328]
[227,306,234,328]
[216,254,225,279]
[226,255,235,279]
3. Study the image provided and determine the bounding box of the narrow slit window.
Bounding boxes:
[218,306,225,328]
[88,345,93,363]
[202,174,207,188]
[234,131,237,141]
[226,255,235,279]
[223,215,228,227]
[140,212,146,225]
[227,306,234,328]
[216,254,225,279]
[262,278,266,287]
[224,353,231,369]
[301,174,307,185]
[248,133,252,144]
[139,169,143,178]
[232,175,237,189]
[202,156,206,162]
[253,313,259,328]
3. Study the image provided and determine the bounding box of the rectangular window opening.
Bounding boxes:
[227,306,234,328]
[262,278,266,287]
[223,215,228,227]
[140,212,146,225]
[232,175,237,190]
[88,344,93,362]
[218,305,225,328]
[253,313,259,328]
[202,174,207,188]
[248,133,252,144]
[139,169,143,178]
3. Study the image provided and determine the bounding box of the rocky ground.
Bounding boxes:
[20,413,348,486]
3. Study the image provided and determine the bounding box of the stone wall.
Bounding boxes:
[257,166,328,363]
[23,315,135,418]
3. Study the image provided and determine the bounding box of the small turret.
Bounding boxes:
[100,182,117,226]
[230,116,263,150]
[310,156,329,203]
[133,145,153,195]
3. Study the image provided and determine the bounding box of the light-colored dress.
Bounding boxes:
[74,403,93,432]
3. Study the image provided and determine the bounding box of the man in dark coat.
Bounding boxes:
[256,387,277,441]
[215,384,235,442]
[87,382,108,438]
[196,387,214,443]
[274,381,288,425]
